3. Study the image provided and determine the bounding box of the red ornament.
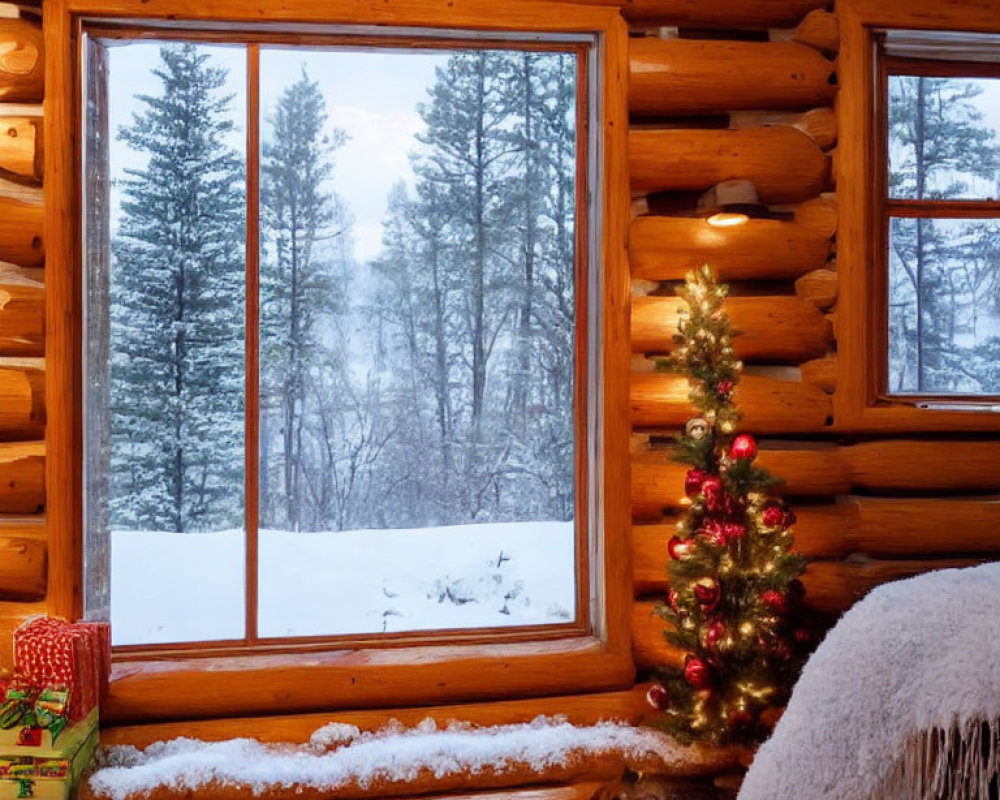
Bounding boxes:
[730,434,758,461]
[793,627,812,644]
[761,589,788,614]
[685,468,707,497]
[668,536,695,560]
[705,619,726,650]
[701,476,725,512]
[693,577,721,612]
[683,655,711,689]
[646,683,671,711]
[699,519,726,547]
[667,588,683,613]
[762,505,786,528]
[723,522,747,543]
[717,380,734,396]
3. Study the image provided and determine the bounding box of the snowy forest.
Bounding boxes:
[103,42,580,540]
[887,74,1000,394]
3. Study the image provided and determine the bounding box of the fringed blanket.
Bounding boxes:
[739,561,1000,800]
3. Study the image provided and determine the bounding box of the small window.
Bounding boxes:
[82,30,592,652]
[879,33,1000,399]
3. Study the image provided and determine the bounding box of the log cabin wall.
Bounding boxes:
[0,0,46,667]
[0,0,997,794]
[625,0,1000,680]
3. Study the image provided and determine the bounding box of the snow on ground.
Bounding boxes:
[87,716,668,800]
[111,521,576,646]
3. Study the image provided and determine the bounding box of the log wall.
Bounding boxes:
[624,0,1000,757]
[1,0,994,797]
[0,3,45,670]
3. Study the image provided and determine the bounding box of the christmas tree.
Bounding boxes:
[645,265,811,746]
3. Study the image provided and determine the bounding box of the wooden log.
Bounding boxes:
[631,372,832,433]
[792,196,837,238]
[101,688,649,749]
[0,530,44,600]
[846,440,1000,493]
[620,0,829,29]
[0,17,42,103]
[632,295,832,363]
[631,443,853,515]
[630,127,831,203]
[629,39,835,116]
[730,107,837,150]
[0,196,42,265]
[800,356,836,392]
[394,784,619,800]
[795,268,838,308]
[0,262,43,355]
[0,115,38,181]
[0,440,43,512]
[851,498,1000,557]
[629,214,831,282]
[802,557,988,615]
[0,599,42,668]
[0,363,42,439]
[632,600,684,670]
[632,505,861,592]
[792,9,840,54]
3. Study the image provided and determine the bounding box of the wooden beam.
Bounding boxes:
[795,268,837,309]
[630,39,835,117]
[800,356,836,392]
[0,440,43,512]
[0,262,43,355]
[0,530,44,600]
[792,9,839,54]
[620,0,829,29]
[0,115,39,181]
[101,688,649,749]
[631,371,832,433]
[0,195,42,265]
[730,107,837,150]
[0,599,43,667]
[0,16,43,103]
[0,363,43,439]
[630,443,853,516]
[629,214,831,282]
[802,557,988,614]
[632,295,832,363]
[846,440,1000,493]
[632,601,684,670]
[630,127,831,203]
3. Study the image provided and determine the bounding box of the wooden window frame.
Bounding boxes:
[44,0,633,724]
[836,0,1000,433]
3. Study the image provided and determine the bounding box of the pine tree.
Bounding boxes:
[646,266,811,746]
[259,66,349,531]
[110,42,245,533]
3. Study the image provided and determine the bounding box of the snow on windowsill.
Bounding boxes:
[87,716,714,799]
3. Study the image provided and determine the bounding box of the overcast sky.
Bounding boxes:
[106,42,450,261]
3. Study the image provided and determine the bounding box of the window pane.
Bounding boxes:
[257,47,580,638]
[888,216,1000,394]
[888,74,1000,200]
[89,41,248,645]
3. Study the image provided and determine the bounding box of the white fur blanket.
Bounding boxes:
[739,561,1000,800]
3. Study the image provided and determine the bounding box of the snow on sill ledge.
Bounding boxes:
[86,716,745,800]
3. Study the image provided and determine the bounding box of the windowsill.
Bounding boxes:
[833,400,1000,433]
[104,634,635,724]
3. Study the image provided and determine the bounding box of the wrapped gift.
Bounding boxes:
[0,724,98,800]
[12,619,109,724]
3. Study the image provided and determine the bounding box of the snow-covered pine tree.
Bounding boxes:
[887,76,1000,393]
[259,66,350,532]
[110,42,245,533]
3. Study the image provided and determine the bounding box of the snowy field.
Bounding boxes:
[110,521,576,646]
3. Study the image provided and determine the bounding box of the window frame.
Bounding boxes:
[45,0,633,723]
[836,0,1000,433]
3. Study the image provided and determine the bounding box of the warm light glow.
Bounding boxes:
[707,211,750,227]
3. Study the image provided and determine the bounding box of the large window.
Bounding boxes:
[82,30,592,652]
[878,33,1000,401]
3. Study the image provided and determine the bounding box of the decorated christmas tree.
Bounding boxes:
[645,265,811,746]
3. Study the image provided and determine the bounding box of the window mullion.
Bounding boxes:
[245,42,261,646]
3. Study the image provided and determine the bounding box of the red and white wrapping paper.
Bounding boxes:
[12,618,110,723]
